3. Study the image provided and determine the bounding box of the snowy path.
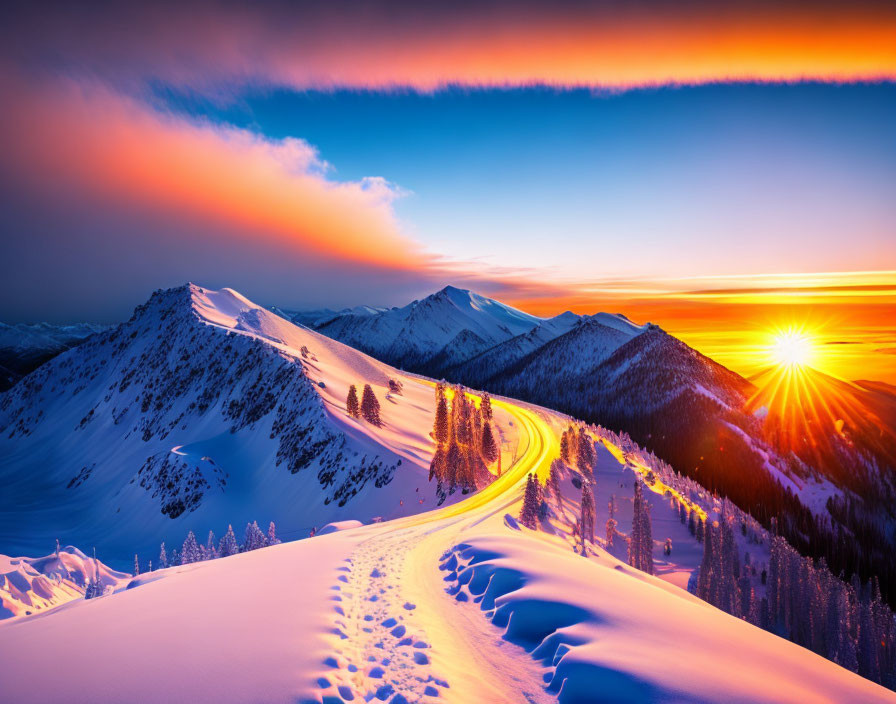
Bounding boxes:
[313,399,558,704]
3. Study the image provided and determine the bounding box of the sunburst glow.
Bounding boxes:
[769,328,816,369]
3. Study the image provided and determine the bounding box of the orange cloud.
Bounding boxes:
[5,2,896,91]
[0,72,420,273]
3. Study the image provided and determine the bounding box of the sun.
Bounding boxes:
[769,328,816,369]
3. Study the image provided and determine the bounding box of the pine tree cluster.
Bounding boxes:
[560,425,596,476]
[692,512,896,687]
[428,383,499,500]
[147,520,282,570]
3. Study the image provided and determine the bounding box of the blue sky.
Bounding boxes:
[155,83,896,281]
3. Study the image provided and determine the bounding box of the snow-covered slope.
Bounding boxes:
[0,321,109,390]
[0,546,130,619]
[310,285,544,373]
[1,409,891,703]
[0,285,520,569]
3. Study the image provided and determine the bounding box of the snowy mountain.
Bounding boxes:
[0,284,523,569]
[299,287,896,609]
[0,321,109,390]
[1,546,130,619]
[306,285,546,374]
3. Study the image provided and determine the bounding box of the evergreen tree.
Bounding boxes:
[159,541,169,569]
[134,554,140,576]
[629,482,654,574]
[182,530,201,564]
[219,524,239,557]
[444,441,462,491]
[606,517,618,549]
[481,393,493,421]
[360,384,382,425]
[243,521,266,551]
[205,531,218,560]
[640,496,654,575]
[548,458,563,500]
[84,549,103,600]
[559,431,570,465]
[267,521,281,546]
[696,517,705,543]
[576,431,595,476]
[580,480,595,546]
[520,473,540,529]
[480,421,499,464]
[434,395,450,444]
[429,445,446,482]
[346,385,360,418]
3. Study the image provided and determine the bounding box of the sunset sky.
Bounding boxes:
[0,1,894,382]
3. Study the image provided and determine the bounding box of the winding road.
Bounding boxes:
[314,396,560,704]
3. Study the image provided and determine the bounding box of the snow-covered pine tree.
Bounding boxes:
[159,541,168,569]
[444,441,462,491]
[559,430,570,465]
[181,530,201,564]
[434,394,450,444]
[580,480,595,546]
[429,445,446,482]
[519,473,540,529]
[243,520,267,551]
[629,481,654,574]
[134,554,140,576]
[205,531,218,560]
[576,430,595,476]
[697,521,714,600]
[84,548,103,599]
[481,393,493,421]
[346,385,360,418]
[606,516,618,549]
[548,458,563,500]
[480,421,499,464]
[640,492,654,575]
[267,521,281,545]
[630,483,643,571]
[219,524,239,557]
[361,384,382,425]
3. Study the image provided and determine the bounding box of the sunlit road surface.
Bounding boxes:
[333,384,562,704]
[396,383,559,528]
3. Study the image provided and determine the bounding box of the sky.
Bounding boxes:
[0,1,894,382]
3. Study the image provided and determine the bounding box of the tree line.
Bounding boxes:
[428,383,500,501]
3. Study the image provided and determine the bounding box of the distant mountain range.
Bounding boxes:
[288,285,896,604]
[0,322,109,391]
